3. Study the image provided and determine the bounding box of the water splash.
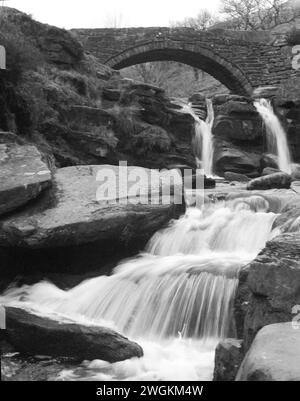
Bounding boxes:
[2,198,276,339]
[1,197,278,381]
[254,98,292,174]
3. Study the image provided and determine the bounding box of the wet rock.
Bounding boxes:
[291,165,300,181]
[261,153,278,169]
[188,93,207,120]
[1,355,68,381]
[213,115,262,142]
[0,165,184,249]
[183,173,216,190]
[262,167,280,176]
[216,100,257,117]
[213,339,244,381]
[234,232,300,350]
[4,306,143,362]
[273,194,300,232]
[224,172,250,182]
[0,132,52,216]
[247,172,291,190]
[214,142,261,177]
[291,181,300,194]
[203,176,216,189]
[236,323,300,381]
[0,165,184,273]
[212,96,265,176]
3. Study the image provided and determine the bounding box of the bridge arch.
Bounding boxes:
[105,41,253,96]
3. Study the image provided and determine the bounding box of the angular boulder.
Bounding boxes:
[212,96,265,177]
[213,98,263,141]
[261,153,278,169]
[213,114,263,142]
[262,167,280,176]
[0,132,52,216]
[214,142,261,177]
[236,323,300,381]
[213,339,244,381]
[234,232,300,350]
[247,172,291,190]
[287,120,300,164]
[4,306,143,362]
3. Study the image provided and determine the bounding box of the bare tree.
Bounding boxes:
[172,9,219,31]
[104,11,123,28]
[220,0,300,30]
[122,62,180,90]
[121,61,227,98]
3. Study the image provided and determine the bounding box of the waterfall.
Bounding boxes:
[254,98,292,174]
[183,99,215,176]
[1,196,277,381]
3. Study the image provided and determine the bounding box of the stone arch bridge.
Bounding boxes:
[73,27,299,96]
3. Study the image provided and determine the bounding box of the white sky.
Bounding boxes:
[3,0,221,29]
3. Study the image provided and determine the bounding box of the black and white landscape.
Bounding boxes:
[0,0,300,382]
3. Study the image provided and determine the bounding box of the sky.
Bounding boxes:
[3,0,221,29]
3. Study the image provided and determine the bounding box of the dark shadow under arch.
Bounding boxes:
[106,42,253,96]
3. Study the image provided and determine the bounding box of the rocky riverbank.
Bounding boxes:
[212,186,300,381]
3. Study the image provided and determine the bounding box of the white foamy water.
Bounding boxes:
[254,98,292,174]
[54,338,217,381]
[182,99,215,176]
[1,196,278,381]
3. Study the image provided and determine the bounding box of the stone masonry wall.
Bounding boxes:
[72,27,300,98]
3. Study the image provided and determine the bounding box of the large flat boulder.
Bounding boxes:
[0,132,52,216]
[0,165,184,273]
[236,323,300,381]
[4,306,143,362]
[0,165,184,249]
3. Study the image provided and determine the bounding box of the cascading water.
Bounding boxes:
[254,98,292,174]
[183,99,214,176]
[1,196,278,381]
